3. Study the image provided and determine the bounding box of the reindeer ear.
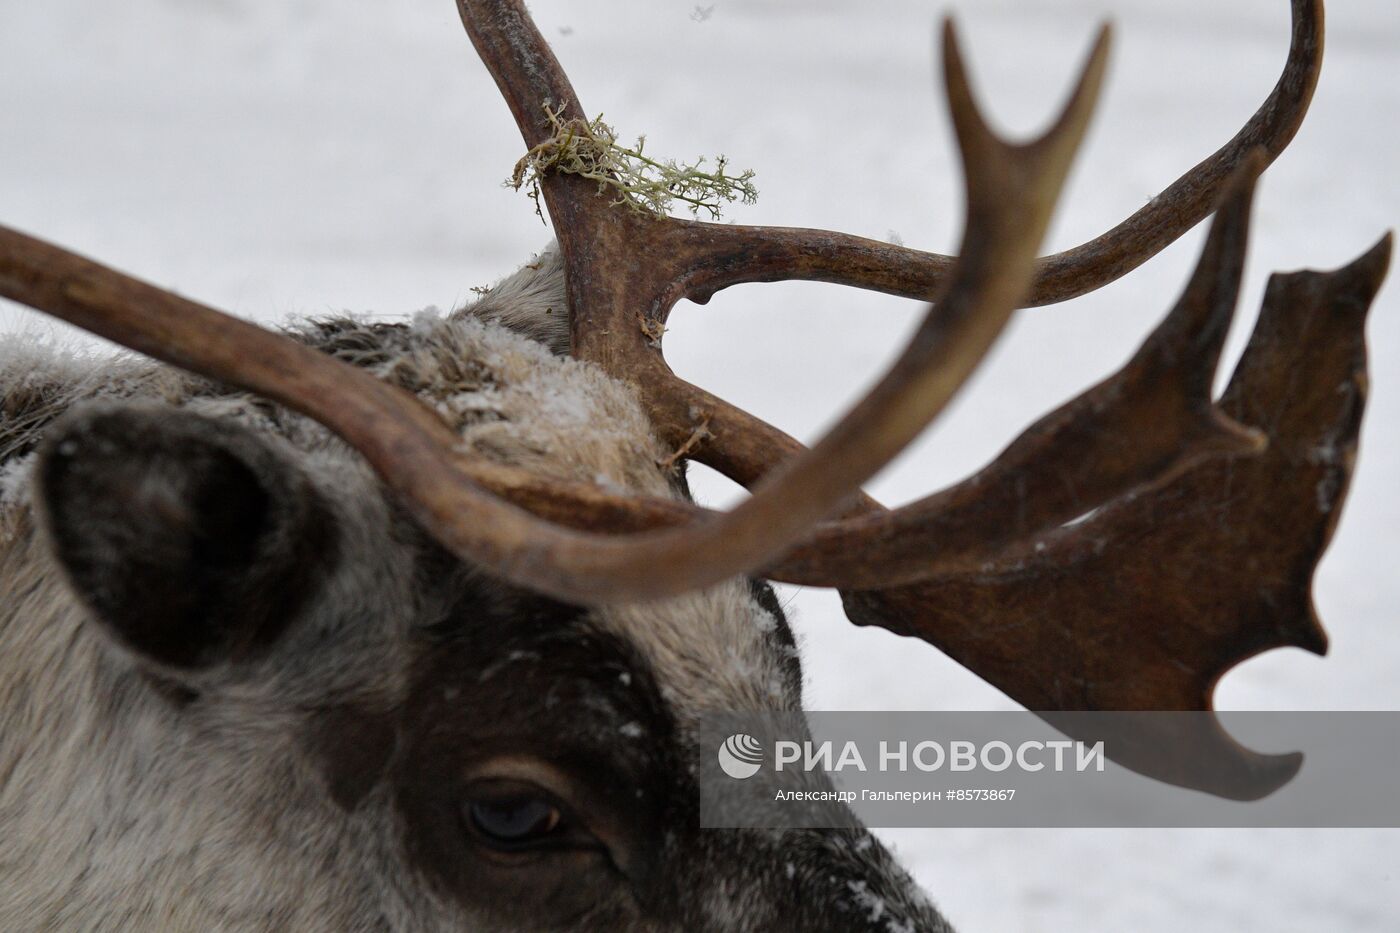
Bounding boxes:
[35,403,336,670]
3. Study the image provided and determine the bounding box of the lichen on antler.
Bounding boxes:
[509,104,757,221]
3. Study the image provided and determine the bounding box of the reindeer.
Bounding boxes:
[0,0,1388,929]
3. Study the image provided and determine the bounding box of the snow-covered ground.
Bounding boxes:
[2,1,1396,929]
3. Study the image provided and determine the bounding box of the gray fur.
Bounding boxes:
[0,247,954,931]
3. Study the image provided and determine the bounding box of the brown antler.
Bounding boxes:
[431,0,1390,800]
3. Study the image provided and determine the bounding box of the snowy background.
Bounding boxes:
[2,0,1396,929]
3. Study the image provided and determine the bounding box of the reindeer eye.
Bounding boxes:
[466,793,563,849]
[458,773,608,859]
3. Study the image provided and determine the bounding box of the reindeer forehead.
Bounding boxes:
[327,314,799,705]
[304,310,799,714]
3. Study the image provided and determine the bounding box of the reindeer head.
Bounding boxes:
[7,283,940,929]
[0,0,1388,930]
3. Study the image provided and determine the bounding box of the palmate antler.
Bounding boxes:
[0,0,1388,797]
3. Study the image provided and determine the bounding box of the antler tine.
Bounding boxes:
[454,0,584,148]
[0,20,1108,606]
[670,0,1322,308]
[456,0,692,375]
[1027,0,1323,305]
